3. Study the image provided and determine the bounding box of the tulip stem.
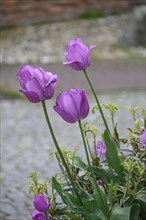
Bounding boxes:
[78,120,91,169]
[78,119,108,217]
[41,100,82,204]
[83,69,111,135]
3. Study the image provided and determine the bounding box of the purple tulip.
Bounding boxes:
[54,88,89,123]
[141,129,146,148]
[33,194,50,212]
[63,38,96,70]
[18,65,57,103]
[92,141,106,162]
[32,210,50,220]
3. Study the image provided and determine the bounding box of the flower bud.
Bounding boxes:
[54,88,89,123]
[32,210,50,220]
[63,38,96,70]
[18,65,57,103]
[33,194,50,212]
[141,129,146,147]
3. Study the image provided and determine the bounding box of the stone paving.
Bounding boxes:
[1,90,145,220]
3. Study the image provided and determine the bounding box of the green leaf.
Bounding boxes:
[93,166,118,184]
[104,130,124,178]
[82,199,106,220]
[73,156,87,169]
[88,175,109,218]
[76,183,93,201]
[52,177,63,196]
[110,204,140,220]
[134,193,146,217]
[64,192,82,208]
[107,180,113,209]
[63,211,82,220]
[110,204,131,220]
[130,204,140,220]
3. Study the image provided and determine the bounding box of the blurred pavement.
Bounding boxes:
[1,59,145,95]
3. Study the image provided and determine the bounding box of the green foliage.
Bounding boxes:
[104,130,124,178]
[79,9,105,19]
[28,104,146,219]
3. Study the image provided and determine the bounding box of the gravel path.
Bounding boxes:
[1,90,145,220]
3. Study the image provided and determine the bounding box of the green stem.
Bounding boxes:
[83,69,111,135]
[78,120,91,169]
[41,100,82,204]
[78,119,108,217]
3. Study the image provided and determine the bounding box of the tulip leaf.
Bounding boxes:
[52,176,62,196]
[93,166,118,184]
[81,199,106,220]
[129,204,140,220]
[110,204,130,220]
[88,175,109,218]
[63,192,82,209]
[109,204,140,220]
[134,193,146,217]
[104,130,124,178]
[72,156,87,169]
[63,211,83,220]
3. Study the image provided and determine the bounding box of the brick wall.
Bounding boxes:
[0,0,145,27]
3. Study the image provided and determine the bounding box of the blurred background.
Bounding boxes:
[0,0,146,219]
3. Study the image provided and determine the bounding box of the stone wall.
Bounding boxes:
[0,0,145,27]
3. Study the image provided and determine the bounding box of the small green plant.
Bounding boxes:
[80,9,105,19]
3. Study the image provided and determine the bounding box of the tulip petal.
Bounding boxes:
[20,89,41,103]
[46,73,58,86]
[25,78,43,100]
[43,85,54,99]
[80,90,90,119]
[54,105,77,123]
[18,65,33,89]
[63,60,85,71]
[89,45,96,51]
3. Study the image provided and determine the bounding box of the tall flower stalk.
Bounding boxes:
[41,100,82,204]
[63,38,111,135]
[83,68,111,135]
[78,119,109,217]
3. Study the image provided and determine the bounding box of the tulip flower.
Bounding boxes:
[18,65,57,103]
[32,210,50,220]
[33,194,50,212]
[63,38,96,70]
[141,129,146,147]
[54,88,89,123]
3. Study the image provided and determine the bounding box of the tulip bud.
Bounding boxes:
[63,38,96,71]
[18,65,57,103]
[33,194,50,212]
[54,88,89,123]
[32,210,50,220]
[141,129,146,147]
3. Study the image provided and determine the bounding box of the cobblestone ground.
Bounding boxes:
[1,14,145,65]
[1,90,145,220]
